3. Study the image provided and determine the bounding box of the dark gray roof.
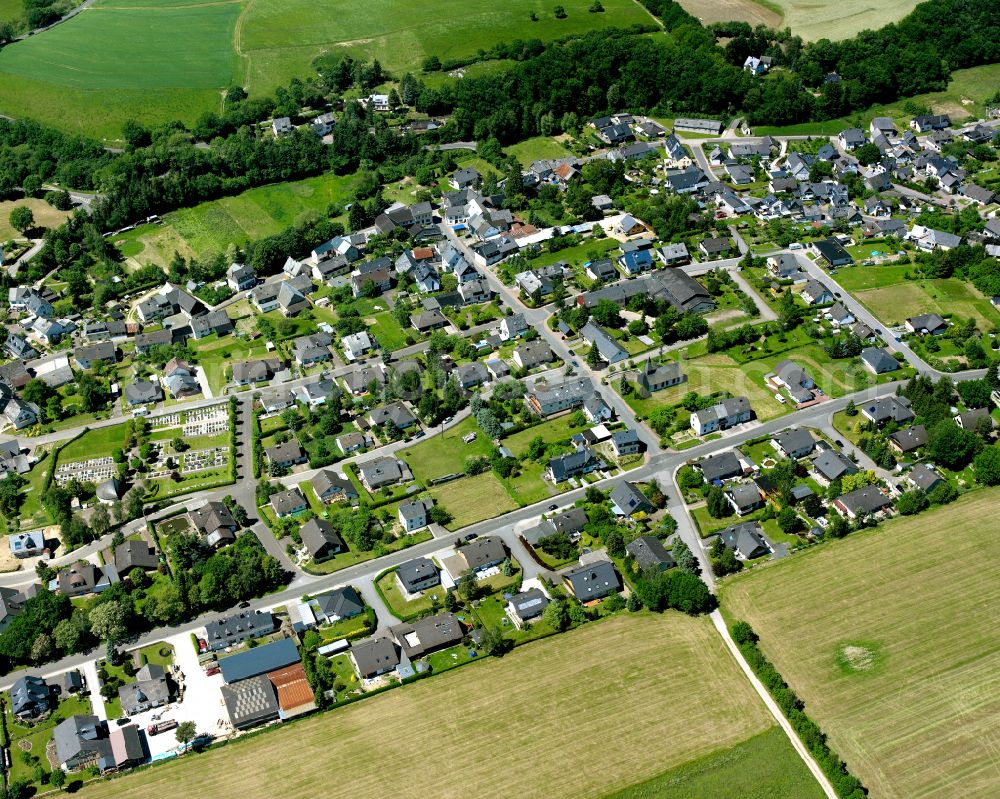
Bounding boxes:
[270,488,307,515]
[563,560,621,599]
[610,481,653,516]
[351,637,400,678]
[836,486,891,516]
[888,424,927,452]
[508,588,549,621]
[626,536,675,572]
[299,518,345,559]
[548,507,589,535]
[696,451,743,482]
[221,674,279,729]
[219,637,300,684]
[460,536,506,570]
[312,469,358,501]
[718,522,770,559]
[114,540,158,573]
[205,610,276,650]
[389,612,464,658]
[314,586,365,620]
[396,557,440,592]
[861,347,899,374]
[812,449,858,480]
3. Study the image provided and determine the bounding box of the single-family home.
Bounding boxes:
[717,522,770,560]
[811,449,858,481]
[396,557,440,594]
[270,488,308,518]
[299,518,345,562]
[547,446,605,483]
[563,560,620,601]
[834,486,892,519]
[526,377,593,416]
[342,331,375,361]
[188,501,239,548]
[771,428,816,459]
[513,341,555,371]
[905,313,947,335]
[800,280,834,305]
[357,457,409,491]
[860,396,915,427]
[397,499,431,532]
[727,483,764,515]
[507,588,549,628]
[610,480,653,517]
[265,440,307,469]
[860,347,899,375]
[311,470,359,505]
[627,536,675,573]
[888,424,928,454]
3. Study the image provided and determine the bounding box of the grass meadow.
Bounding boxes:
[0,0,240,138]
[0,198,71,238]
[720,490,1000,799]
[116,172,359,267]
[238,0,657,94]
[78,613,782,799]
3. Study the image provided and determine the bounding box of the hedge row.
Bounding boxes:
[731,621,868,799]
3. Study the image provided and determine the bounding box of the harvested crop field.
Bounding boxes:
[82,613,780,799]
[720,490,1000,798]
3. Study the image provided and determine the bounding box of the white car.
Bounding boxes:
[774,393,786,404]
[789,242,803,250]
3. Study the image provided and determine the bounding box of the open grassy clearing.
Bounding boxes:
[0,0,239,138]
[239,0,657,95]
[0,199,71,238]
[401,416,494,482]
[852,279,1000,330]
[82,613,778,799]
[120,172,359,267]
[677,0,920,41]
[428,471,519,528]
[503,135,574,164]
[720,489,1000,799]
[57,424,128,462]
[605,726,824,799]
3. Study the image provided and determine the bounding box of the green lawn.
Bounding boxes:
[302,530,432,574]
[850,278,1000,330]
[375,569,449,621]
[4,694,93,789]
[119,172,360,265]
[15,453,51,529]
[58,424,129,462]
[604,726,824,799]
[0,0,240,139]
[503,135,573,164]
[400,416,494,482]
[428,472,519,529]
[138,642,176,668]
[503,415,585,453]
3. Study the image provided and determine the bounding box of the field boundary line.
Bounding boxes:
[711,610,839,799]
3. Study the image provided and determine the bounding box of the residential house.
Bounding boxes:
[188,501,239,548]
[827,302,855,327]
[627,536,675,573]
[800,280,834,305]
[5,334,36,360]
[773,359,816,404]
[190,310,233,339]
[292,332,333,366]
[717,522,770,560]
[908,463,944,493]
[9,287,54,318]
[527,377,592,416]
[357,457,409,491]
[459,278,491,305]
[74,341,116,370]
[124,379,163,406]
[313,587,365,624]
[656,243,691,267]
[507,588,549,628]
[860,347,899,374]
[860,396,915,427]
[513,341,555,371]
[811,449,858,481]
[336,431,368,453]
[812,238,854,268]
[11,675,50,720]
[580,321,628,365]
[771,428,816,459]
[455,361,490,390]
[368,401,417,430]
[118,664,171,716]
[396,557,440,594]
[227,262,256,292]
[389,613,465,660]
[270,488,308,518]
[695,451,744,482]
[56,562,119,598]
[834,486,892,519]
[114,540,158,574]
[453,536,506,574]
[698,237,733,259]
[905,313,948,335]
[674,118,723,135]
[609,480,653,517]
[576,271,715,315]
[449,168,481,191]
[342,331,375,361]
[691,397,752,436]
[299,518,345,562]
[135,285,201,323]
[838,128,866,150]
[398,499,431,532]
[265,440,307,469]
[727,483,764,515]
[205,610,276,651]
[498,313,529,341]
[350,637,401,679]
[8,530,45,559]
[563,560,620,601]
[610,429,641,457]
[547,446,605,483]
[312,470,359,505]
[888,424,928,454]
[955,407,992,431]
[53,715,143,772]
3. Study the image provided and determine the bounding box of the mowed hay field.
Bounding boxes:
[238,0,657,94]
[676,0,921,40]
[0,198,71,238]
[83,614,781,799]
[852,279,1000,330]
[720,490,1000,799]
[115,172,358,268]
[0,0,241,138]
